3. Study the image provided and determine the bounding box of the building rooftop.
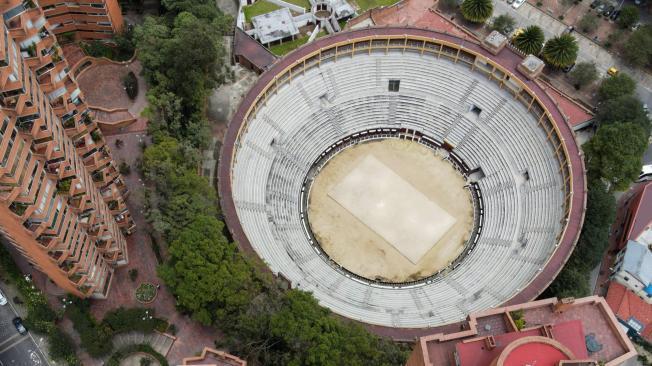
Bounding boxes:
[251,8,299,45]
[624,181,652,245]
[541,83,594,130]
[607,282,652,341]
[484,30,507,49]
[408,297,636,366]
[233,27,277,72]
[456,320,587,366]
[621,240,652,287]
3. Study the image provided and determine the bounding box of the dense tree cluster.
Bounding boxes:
[545,73,649,299]
[135,1,408,365]
[623,25,652,68]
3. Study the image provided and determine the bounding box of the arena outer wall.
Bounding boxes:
[217,26,587,340]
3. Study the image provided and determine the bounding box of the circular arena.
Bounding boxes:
[219,27,586,333]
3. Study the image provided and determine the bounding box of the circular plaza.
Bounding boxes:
[218,27,586,331]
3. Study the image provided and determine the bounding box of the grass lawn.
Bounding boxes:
[268,31,327,56]
[283,0,311,9]
[243,0,281,22]
[354,0,401,12]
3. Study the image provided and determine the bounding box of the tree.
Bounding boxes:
[491,14,516,35]
[545,265,591,298]
[568,62,597,89]
[542,34,578,68]
[569,179,615,272]
[617,5,639,29]
[135,12,229,148]
[439,0,458,10]
[158,215,262,326]
[584,123,647,191]
[622,26,652,68]
[578,14,599,33]
[512,26,545,55]
[460,0,493,23]
[597,73,636,101]
[595,95,651,133]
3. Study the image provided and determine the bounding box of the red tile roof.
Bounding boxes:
[606,282,652,341]
[540,82,594,129]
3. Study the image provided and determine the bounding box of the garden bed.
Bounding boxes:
[136,283,157,303]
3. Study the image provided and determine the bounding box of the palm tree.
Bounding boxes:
[512,26,545,55]
[542,34,579,68]
[461,0,493,23]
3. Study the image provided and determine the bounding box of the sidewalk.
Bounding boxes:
[0,276,54,366]
[492,0,652,106]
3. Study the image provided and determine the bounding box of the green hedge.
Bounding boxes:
[66,300,168,358]
[106,344,169,366]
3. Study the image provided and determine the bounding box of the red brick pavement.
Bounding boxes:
[218,26,587,340]
[77,63,136,110]
[87,132,221,365]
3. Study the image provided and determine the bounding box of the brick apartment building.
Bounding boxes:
[36,0,123,40]
[0,0,133,298]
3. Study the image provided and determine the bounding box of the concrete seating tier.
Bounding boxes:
[231,51,565,328]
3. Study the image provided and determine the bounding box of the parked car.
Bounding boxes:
[512,0,526,8]
[590,0,600,8]
[607,66,619,76]
[595,3,606,13]
[610,9,620,20]
[507,0,515,4]
[0,289,7,306]
[631,22,641,31]
[639,164,652,181]
[13,317,27,335]
[603,5,615,17]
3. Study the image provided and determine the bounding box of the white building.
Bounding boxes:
[611,240,652,304]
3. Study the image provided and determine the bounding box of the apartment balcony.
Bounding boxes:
[9,201,30,218]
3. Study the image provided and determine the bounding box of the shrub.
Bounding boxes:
[119,161,131,175]
[140,358,153,366]
[135,283,157,303]
[103,307,167,334]
[106,344,169,366]
[123,71,138,100]
[128,268,138,281]
[115,139,124,149]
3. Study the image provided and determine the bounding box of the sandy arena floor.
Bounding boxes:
[308,139,474,282]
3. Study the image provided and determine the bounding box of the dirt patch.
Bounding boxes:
[307,139,474,282]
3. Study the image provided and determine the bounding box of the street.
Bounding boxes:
[491,0,652,164]
[0,289,50,366]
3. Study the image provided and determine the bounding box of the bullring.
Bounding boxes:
[218,27,586,333]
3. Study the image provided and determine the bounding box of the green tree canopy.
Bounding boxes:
[135,12,230,148]
[597,73,636,101]
[617,5,639,29]
[542,34,578,68]
[578,14,599,33]
[584,122,647,191]
[622,25,652,68]
[491,14,516,35]
[568,62,597,89]
[158,215,261,326]
[461,0,493,23]
[512,26,545,55]
[596,95,651,133]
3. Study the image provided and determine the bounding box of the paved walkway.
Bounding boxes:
[86,132,220,365]
[492,0,652,107]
